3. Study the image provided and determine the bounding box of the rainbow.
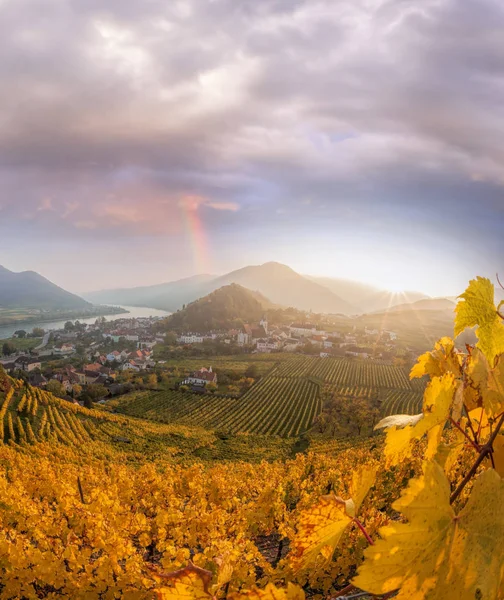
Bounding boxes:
[180,196,211,273]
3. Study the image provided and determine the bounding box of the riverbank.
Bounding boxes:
[0,305,128,328]
[0,305,170,340]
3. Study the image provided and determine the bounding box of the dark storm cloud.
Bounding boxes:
[1,0,503,243]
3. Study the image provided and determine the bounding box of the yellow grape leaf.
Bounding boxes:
[152,562,214,600]
[289,466,376,571]
[435,436,465,474]
[410,337,462,380]
[383,375,454,463]
[465,349,504,416]
[455,276,504,364]
[493,433,504,478]
[354,463,504,600]
[230,583,304,600]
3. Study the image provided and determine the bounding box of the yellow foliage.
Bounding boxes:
[410,337,462,380]
[383,375,454,463]
[231,583,304,600]
[455,276,504,365]
[354,463,504,599]
[153,563,214,600]
[289,465,376,571]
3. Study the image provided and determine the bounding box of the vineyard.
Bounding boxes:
[114,356,426,436]
[115,375,321,437]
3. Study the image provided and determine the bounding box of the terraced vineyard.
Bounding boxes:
[115,375,321,437]
[380,389,423,416]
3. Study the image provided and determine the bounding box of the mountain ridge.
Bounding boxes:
[84,262,355,314]
[0,265,90,310]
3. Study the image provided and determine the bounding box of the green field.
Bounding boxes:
[113,356,427,436]
[0,337,42,350]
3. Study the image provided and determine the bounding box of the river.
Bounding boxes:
[0,305,170,340]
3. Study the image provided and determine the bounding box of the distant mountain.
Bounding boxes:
[85,262,353,314]
[0,265,90,310]
[165,284,270,332]
[307,275,429,313]
[84,274,215,311]
[212,262,353,314]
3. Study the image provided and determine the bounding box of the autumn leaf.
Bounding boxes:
[455,276,504,365]
[410,337,462,380]
[230,583,304,600]
[465,349,504,416]
[354,462,504,600]
[289,465,376,571]
[151,562,214,600]
[382,374,454,464]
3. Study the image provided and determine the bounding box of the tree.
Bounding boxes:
[2,342,16,356]
[146,374,158,389]
[206,382,218,393]
[244,364,258,379]
[64,321,74,332]
[46,380,65,398]
[32,327,45,337]
[72,384,82,398]
[14,330,26,338]
[86,384,108,401]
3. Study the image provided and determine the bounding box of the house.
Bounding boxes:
[256,338,281,352]
[283,338,303,352]
[289,323,325,337]
[121,361,140,372]
[28,372,47,387]
[236,324,252,346]
[308,334,328,348]
[106,350,122,363]
[177,334,204,344]
[182,367,217,386]
[15,357,41,372]
[345,346,373,359]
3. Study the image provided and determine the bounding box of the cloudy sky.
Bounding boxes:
[0,0,503,296]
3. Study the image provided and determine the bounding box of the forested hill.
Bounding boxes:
[164,284,269,332]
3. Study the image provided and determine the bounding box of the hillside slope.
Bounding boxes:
[164,283,270,332]
[0,265,90,310]
[213,262,353,314]
[84,274,215,311]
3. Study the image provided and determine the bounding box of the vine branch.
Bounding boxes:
[450,412,504,504]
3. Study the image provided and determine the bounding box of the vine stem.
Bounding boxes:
[449,417,481,452]
[450,412,504,504]
[353,518,374,545]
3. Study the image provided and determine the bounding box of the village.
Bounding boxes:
[0,313,402,404]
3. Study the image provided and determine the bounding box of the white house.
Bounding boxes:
[121,361,141,372]
[182,367,217,386]
[289,323,326,337]
[256,338,281,352]
[177,334,204,344]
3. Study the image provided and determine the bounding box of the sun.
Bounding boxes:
[386,283,406,294]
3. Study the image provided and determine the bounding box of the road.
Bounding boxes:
[34,332,50,351]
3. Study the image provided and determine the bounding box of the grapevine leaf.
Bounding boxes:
[455,276,504,364]
[374,414,422,431]
[289,466,376,571]
[465,349,504,416]
[410,337,462,380]
[152,562,214,600]
[383,375,454,463]
[353,463,504,600]
[230,583,304,600]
